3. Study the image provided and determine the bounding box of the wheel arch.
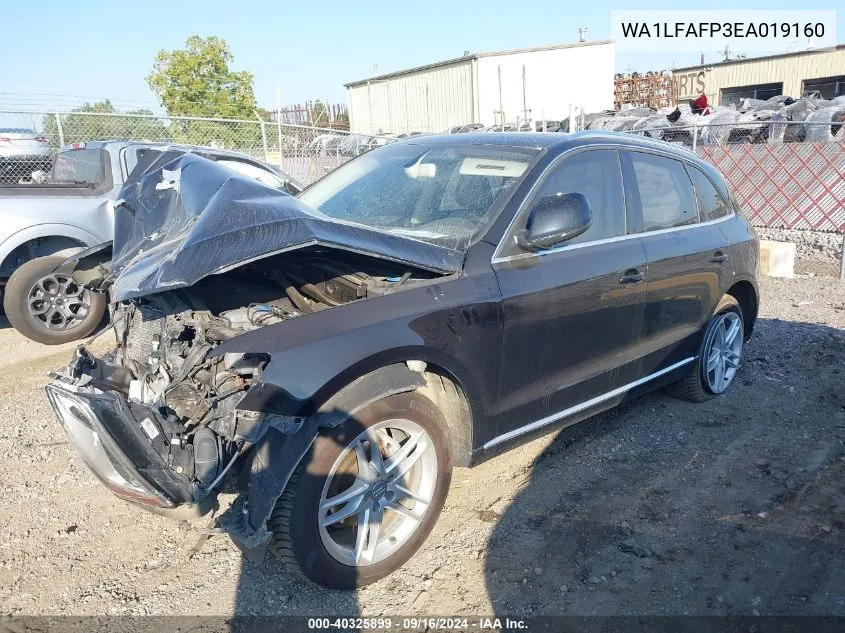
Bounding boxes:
[221,357,477,561]
[0,226,97,277]
[416,366,474,467]
[724,279,758,340]
[233,338,483,468]
[314,359,475,468]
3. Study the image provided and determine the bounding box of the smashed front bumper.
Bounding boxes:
[45,379,205,516]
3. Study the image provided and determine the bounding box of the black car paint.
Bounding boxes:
[211,132,758,463]
[213,241,505,453]
[48,132,759,557]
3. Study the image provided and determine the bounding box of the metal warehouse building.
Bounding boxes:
[672,45,845,105]
[344,39,614,135]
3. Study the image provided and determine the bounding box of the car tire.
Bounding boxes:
[269,391,453,589]
[3,255,106,345]
[666,295,744,403]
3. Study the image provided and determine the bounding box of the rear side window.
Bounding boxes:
[629,152,698,231]
[687,165,731,221]
[528,149,625,246]
[52,148,105,185]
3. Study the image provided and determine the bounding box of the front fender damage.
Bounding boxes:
[218,415,322,560]
[217,363,427,561]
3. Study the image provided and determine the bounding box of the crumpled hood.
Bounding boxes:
[107,151,464,301]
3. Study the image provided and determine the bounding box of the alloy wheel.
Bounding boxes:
[318,418,438,566]
[27,273,91,331]
[702,311,743,394]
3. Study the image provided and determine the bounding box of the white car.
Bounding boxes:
[0,128,52,183]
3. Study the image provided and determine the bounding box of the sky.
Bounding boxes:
[0,0,842,114]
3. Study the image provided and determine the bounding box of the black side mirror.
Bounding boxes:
[518,192,592,251]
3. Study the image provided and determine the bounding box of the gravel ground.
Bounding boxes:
[1,270,843,618]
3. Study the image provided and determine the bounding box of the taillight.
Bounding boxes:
[70,142,86,150]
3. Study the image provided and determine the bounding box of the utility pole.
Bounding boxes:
[498,65,504,131]
[276,83,283,168]
[522,64,528,126]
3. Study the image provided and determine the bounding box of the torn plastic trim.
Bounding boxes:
[218,363,427,561]
[48,240,114,285]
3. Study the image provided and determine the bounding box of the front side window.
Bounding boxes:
[687,165,731,221]
[534,149,625,245]
[298,141,539,251]
[629,152,698,231]
[500,149,625,256]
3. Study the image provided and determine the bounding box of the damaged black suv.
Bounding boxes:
[46,132,758,588]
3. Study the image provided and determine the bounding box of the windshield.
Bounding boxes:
[298,141,539,250]
[51,148,105,185]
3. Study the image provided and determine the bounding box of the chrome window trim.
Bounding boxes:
[685,162,733,222]
[628,148,701,226]
[492,212,735,265]
[482,356,696,450]
[491,141,733,266]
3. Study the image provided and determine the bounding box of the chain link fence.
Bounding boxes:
[0,110,393,186]
[626,120,845,234]
[2,110,842,263]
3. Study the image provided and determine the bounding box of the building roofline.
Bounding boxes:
[673,43,845,72]
[343,39,613,87]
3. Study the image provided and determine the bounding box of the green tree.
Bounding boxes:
[255,107,274,122]
[147,36,257,119]
[310,100,328,126]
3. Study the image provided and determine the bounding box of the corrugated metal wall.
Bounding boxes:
[475,43,615,126]
[346,60,475,135]
[674,48,845,103]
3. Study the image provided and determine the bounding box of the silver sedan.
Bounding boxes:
[0,128,52,182]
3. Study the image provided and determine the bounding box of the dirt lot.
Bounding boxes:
[1,261,843,618]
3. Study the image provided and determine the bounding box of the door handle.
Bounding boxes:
[710,251,728,264]
[619,269,644,285]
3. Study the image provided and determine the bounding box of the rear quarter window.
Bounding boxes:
[629,152,698,231]
[686,165,732,221]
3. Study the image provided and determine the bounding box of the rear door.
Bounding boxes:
[621,149,731,376]
[491,148,647,443]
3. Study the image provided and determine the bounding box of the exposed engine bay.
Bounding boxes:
[62,248,435,500]
[44,150,459,561]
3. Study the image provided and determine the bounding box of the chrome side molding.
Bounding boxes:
[482,356,696,450]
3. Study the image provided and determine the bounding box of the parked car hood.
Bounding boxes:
[106,151,464,301]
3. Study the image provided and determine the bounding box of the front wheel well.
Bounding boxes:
[725,280,758,340]
[312,361,474,467]
[0,236,86,278]
[417,366,474,467]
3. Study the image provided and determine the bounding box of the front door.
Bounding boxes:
[491,148,647,444]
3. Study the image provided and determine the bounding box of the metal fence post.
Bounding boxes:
[254,110,269,163]
[54,113,64,147]
[276,85,284,168]
[692,118,697,153]
[840,228,845,281]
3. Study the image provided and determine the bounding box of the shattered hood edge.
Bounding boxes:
[108,152,465,302]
